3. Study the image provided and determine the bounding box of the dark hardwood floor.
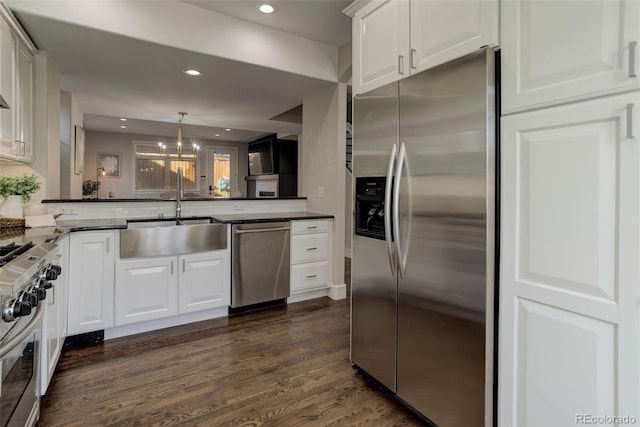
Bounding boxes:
[38,295,422,426]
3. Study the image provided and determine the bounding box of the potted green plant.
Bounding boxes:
[82,179,101,199]
[0,174,41,218]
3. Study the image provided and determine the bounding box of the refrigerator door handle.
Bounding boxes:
[393,142,407,279]
[385,143,398,276]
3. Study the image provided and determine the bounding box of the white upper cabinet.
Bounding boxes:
[353,0,409,95]
[350,0,498,95]
[0,9,34,163]
[410,0,498,74]
[501,0,640,113]
[0,18,15,158]
[14,40,33,162]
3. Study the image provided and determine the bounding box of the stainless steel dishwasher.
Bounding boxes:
[231,221,290,308]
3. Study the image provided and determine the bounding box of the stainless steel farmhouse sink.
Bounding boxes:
[126,217,212,228]
[120,219,227,258]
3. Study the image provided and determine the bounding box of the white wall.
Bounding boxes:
[301,83,347,291]
[59,91,71,198]
[59,90,83,198]
[344,170,352,258]
[39,52,60,199]
[84,130,248,199]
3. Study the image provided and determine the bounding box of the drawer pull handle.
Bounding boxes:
[627,103,635,139]
[307,247,317,251]
[306,274,317,279]
[630,41,637,78]
[307,225,318,229]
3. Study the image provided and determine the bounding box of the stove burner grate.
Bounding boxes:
[0,242,34,268]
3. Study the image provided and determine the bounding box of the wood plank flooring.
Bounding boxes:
[38,297,423,426]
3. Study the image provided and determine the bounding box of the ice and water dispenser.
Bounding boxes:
[354,177,387,240]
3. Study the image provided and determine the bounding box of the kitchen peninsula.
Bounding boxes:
[42,197,342,347]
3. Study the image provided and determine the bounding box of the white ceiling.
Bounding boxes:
[181,0,352,47]
[9,0,352,143]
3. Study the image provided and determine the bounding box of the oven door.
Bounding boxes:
[0,306,43,427]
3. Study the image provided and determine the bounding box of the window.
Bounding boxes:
[134,142,198,191]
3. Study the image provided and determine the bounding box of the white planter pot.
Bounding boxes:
[1,195,24,218]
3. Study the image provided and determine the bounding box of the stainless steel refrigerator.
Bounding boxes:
[351,48,497,426]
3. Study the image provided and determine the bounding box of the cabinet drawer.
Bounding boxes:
[291,219,330,235]
[291,261,329,293]
[291,234,329,264]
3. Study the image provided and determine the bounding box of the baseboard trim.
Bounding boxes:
[104,307,229,340]
[288,287,329,303]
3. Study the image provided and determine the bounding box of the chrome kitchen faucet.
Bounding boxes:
[176,167,184,220]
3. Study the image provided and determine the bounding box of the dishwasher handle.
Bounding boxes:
[234,226,290,234]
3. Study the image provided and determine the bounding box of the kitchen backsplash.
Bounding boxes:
[44,199,308,220]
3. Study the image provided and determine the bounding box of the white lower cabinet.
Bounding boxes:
[290,220,331,296]
[115,250,230,326]
[178,251,229,314]
[41,236,69,395]
[115,257,178,326]
[291,261,329,294]
[499,92,640,426]
[68,231,115,335]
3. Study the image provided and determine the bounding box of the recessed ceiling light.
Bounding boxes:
[120,125,127,129]
[215,133,220,137]
[120,118,127,121]
[258,3,276,14]
[225,128,231,131]
[183,69,202,76]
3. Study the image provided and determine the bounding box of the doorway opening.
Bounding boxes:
[207,147,238,198]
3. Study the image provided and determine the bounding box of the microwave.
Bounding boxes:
[248,136,275,175]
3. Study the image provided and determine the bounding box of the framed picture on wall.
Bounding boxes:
[74,126,85,174]
[97,153,121,177]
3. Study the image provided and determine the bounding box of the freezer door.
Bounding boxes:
[351,82,398,392]
[396,48,496,425]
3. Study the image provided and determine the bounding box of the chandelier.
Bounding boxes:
[157,112,199,158]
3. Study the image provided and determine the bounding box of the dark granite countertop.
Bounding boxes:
[42,197,307,203]
[55,219,128,232]
[211,212,333,224]
[0,227,61,247]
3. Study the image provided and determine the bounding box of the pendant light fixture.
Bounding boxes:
[177,112,188,158]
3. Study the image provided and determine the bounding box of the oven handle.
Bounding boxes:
[0,304,43,359]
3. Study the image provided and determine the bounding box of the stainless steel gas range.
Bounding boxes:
[0,239,62,427]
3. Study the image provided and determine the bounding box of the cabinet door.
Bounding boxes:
[353,0,409,94]
[502,0,640,113]
[409,0,498,74]
[115,257,178,326]
[178,251,230,314]
[68,232,115,335]
[499,93,640,426]
[15,41,32,162]
[0,19,15,159]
